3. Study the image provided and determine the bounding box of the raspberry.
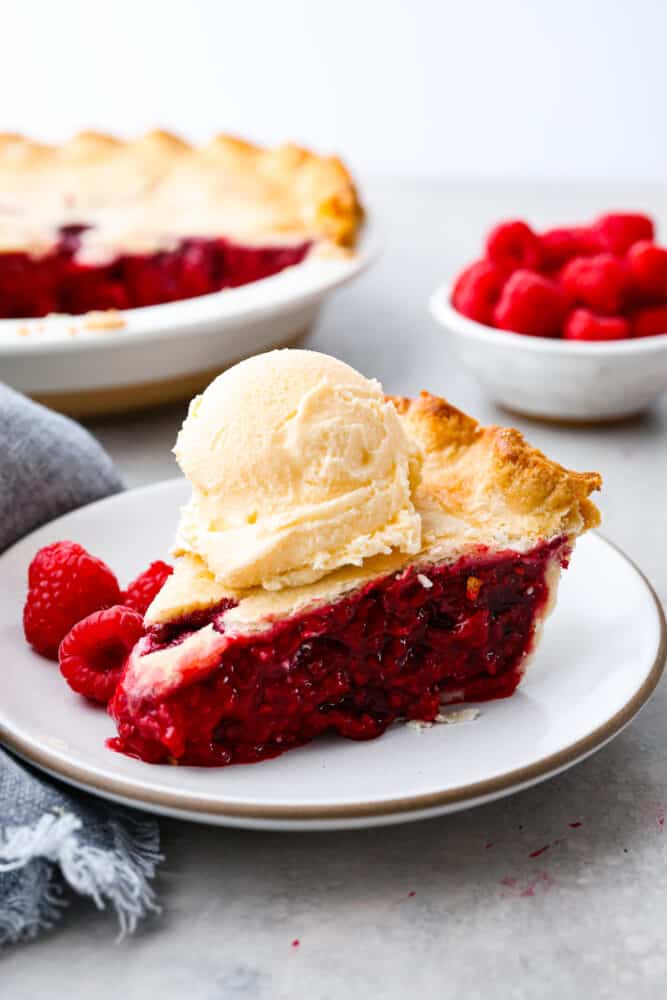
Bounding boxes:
[540,227,599,270]
[592,213,654,256]
[59,605,144,704]
[24,541,121,660]
[559,254,629,314]
[492,270,565,338]
[627,241,667,301]
[630,305,667,338]
[451,259,506,324]
[485,220,543,272]
[564,309,629,342]
[123,560,173,616]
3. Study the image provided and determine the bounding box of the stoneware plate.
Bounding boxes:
[0,480,664,831]
[0,226,376,419]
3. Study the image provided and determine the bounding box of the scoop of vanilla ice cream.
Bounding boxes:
[173,349,422,590]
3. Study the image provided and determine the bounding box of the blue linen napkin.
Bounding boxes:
[0,385,162,945]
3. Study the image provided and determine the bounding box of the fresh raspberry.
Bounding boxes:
[592,213,654,256]
[540,226,599,270]
[630,305,667,338]
[492,270,565,337]
[559,254,629,314]
[564,309,629,342]
[59,605,144,704]
[122,560,173,616]
[24,541,121,660]
[485,220,543,272]
[451,259,506,324]
[627,241,667,301]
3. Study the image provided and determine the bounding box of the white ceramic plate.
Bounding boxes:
[0,480,664,831]
[0,228,377,417]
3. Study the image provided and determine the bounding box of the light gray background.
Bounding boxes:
[3,178,667,998]
[4,0,667,182]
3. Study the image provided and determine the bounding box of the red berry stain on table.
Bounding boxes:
[500,873,554,898]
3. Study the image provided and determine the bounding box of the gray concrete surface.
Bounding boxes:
[3,176,667,998]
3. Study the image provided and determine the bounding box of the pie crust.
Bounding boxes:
[110,392,601,766]
[0,130,363,256]
[147,391,601,630]
[0,131,363,317]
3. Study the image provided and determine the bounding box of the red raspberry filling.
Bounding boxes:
[0,227,311,318]
[109,538,568,767]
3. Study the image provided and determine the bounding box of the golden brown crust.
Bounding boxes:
[391,391,601,541]
[147,390,601,627]
[0,130,363,256]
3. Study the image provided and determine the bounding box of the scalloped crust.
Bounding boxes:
[0,130,364,257]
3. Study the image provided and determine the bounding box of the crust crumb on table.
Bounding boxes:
[12,309,126,338]
[407,708,480,732]
[15,322,45,337]
[82,309,126,331]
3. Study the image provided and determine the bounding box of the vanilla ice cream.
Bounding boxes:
[173,349,422,590]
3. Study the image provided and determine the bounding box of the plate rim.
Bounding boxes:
[1,521,664,822]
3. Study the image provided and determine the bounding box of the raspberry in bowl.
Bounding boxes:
[431,213,667,422]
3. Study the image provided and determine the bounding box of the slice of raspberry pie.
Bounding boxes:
[0,131,362,318]
[109,350,601,767]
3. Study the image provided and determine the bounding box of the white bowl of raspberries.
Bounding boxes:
[430,213,667,422]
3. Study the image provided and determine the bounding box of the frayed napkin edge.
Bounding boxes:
[0,810,162,946]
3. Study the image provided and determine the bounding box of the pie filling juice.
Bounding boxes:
[109,538,568,766]
[0,226,311,317]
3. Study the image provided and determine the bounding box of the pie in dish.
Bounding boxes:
[0,131,363,318]
[109,350,601,766]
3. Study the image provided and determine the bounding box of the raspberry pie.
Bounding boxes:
[0,131,362,318]
[109,350,601,767]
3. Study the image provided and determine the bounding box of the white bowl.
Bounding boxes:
[0,228,377,418]
[430,280,667,422]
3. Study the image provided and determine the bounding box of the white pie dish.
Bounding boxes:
[430,280,667,423]
[0,479,663,832]
[0,226,377,418]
